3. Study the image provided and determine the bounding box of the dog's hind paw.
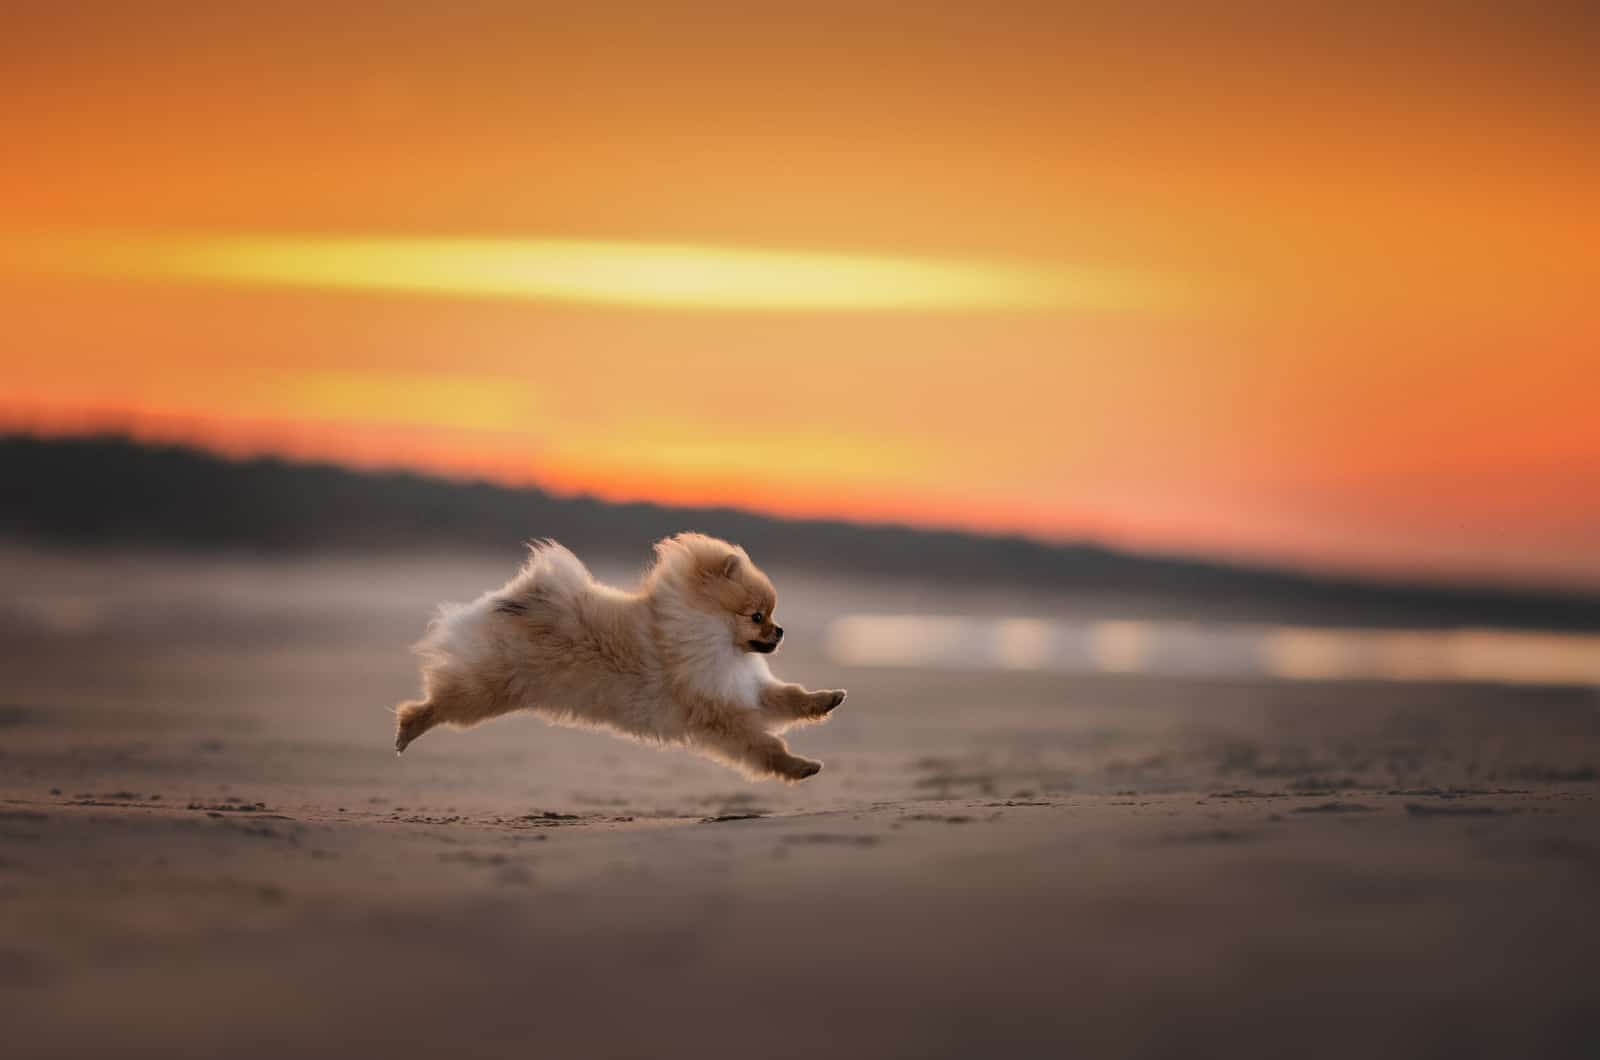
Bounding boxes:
[393,700,434,756]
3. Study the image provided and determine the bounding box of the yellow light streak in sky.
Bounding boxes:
[10,233,1161,313]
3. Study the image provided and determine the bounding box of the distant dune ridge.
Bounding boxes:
[4,432,1598,631]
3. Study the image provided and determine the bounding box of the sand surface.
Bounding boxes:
[3,548,1598,1058]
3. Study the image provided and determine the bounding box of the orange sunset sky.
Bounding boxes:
[2,4,1597,586]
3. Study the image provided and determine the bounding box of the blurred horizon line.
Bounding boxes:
[6,421,1600,610]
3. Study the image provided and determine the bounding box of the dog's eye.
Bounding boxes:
[750,612,765,624]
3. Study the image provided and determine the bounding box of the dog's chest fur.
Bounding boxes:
[652,597,770,706]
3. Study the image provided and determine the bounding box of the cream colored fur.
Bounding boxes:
[393,533,846,781]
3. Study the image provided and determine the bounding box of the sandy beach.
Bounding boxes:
[8,5,1599,1054]
[3,548,1598,1058]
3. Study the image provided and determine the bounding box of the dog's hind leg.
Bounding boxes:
[396,670,526,753]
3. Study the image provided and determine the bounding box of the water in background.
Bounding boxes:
[827,615,1600,688]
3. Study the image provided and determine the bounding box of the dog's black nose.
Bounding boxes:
[773,626,784,641]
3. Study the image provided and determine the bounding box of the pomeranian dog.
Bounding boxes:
[393,533,846,781]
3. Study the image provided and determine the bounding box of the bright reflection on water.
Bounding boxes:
[826,616,1600,688]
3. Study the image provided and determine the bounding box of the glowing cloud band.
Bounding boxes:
[11,233,1162,312]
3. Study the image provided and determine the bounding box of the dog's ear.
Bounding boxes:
[716,552,742,579]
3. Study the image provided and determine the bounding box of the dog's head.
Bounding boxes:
[650,532,782,653]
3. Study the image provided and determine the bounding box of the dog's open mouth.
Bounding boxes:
[747,639,779,654]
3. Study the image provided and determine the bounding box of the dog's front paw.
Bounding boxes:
[810,689,847,716]
[776,755,824,782]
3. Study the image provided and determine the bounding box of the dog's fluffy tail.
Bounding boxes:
[411,541,586,664]
[513,538,592,601]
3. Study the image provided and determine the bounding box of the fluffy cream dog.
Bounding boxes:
[394,533,846,780]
